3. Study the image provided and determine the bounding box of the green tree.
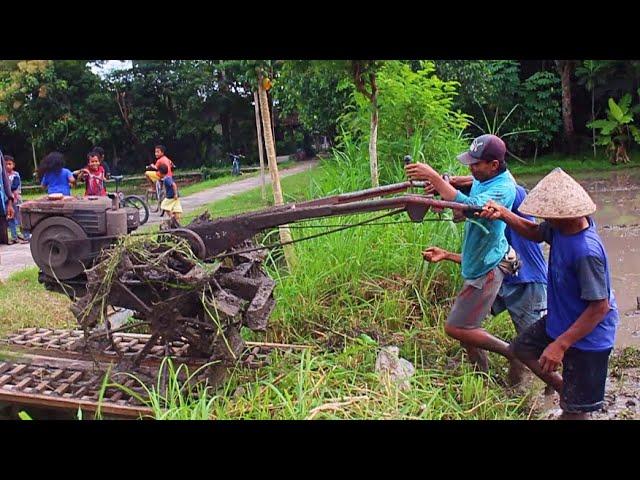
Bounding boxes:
[0,60,113,172]
[338,60,468,182]
[273,60,353,141]
[576,60,615,157]
[518,71,562,155]
[587,93,640,164]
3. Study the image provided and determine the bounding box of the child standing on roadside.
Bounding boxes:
[157,163,182,221]
[78,151,107,197]
[4,156,29,243]
[38,151,75,196]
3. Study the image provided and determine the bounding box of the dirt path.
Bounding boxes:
[0,159,317,281]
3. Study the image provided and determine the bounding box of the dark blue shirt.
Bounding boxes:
[540,218,618,351]
[504,185,548,285]
[42,168,74,196]
[163,176,177,199]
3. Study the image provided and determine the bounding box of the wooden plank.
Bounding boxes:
[75,386,88,397]
[0,389,154,417]
[54,383,72,396]
[15,377,32,390]
[8,364,28,376]
[35,381,51,393]
[66,372,84,384]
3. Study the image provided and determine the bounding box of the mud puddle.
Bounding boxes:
[530,366,640,420]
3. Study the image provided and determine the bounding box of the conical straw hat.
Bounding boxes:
[519,167,596,218]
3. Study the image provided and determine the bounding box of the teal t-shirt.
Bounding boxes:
[454,170,516,279]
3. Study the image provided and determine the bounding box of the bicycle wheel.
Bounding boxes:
[123,195,150,225]
[146,189,161,213]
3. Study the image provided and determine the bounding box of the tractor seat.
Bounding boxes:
[111,175,124,181]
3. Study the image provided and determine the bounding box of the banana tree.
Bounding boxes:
[587,92,640,164]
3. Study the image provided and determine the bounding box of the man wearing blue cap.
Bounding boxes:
[406,134,525,379]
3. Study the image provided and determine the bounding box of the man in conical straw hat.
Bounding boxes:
[406,134,527,382]
[481,167,619,419]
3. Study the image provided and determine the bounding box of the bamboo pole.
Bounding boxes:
[257,77,296,268]
[253,91,267,201]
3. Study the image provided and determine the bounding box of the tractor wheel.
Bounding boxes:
[30,216,91,280]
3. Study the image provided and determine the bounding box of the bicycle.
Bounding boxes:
[145,177,166,215]
[112,175,150,225]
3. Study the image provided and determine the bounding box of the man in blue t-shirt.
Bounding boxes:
[406,134,524,379]
[481,167,619,419]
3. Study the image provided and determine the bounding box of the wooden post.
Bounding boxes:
[31,140,37,175]
[257,77,296,268]
[253,91,267,201]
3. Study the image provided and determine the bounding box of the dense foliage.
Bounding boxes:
[2,59,640,181]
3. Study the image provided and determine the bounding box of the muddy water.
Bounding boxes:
[519,168,640,349]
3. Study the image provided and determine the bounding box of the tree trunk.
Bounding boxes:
[253,91,267,201]
[112,144,119,169]
[220,111,232,154]
[556,60,576,154]
[257,80,296,268]
[268,90,276,145]
[369,88,379,188]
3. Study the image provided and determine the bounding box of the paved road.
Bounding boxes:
[0,160,317,281]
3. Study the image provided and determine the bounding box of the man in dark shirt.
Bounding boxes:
[481,167,619,419]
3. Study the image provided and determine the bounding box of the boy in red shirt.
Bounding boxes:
[78,151,107,197]
[145,144,174,191]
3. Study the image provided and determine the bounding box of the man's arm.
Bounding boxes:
[450,175,474,190]
[405,162,458,200]
[539,299,610,373]
[479,200,545,243]
[422,246,461,264]
[424,175,473,196]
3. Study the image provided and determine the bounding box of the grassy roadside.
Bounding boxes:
[0,268,74,338]
[180,165,319,225]
[179,160,295,197]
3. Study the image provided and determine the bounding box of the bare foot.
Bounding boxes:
[468,348,489,373]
